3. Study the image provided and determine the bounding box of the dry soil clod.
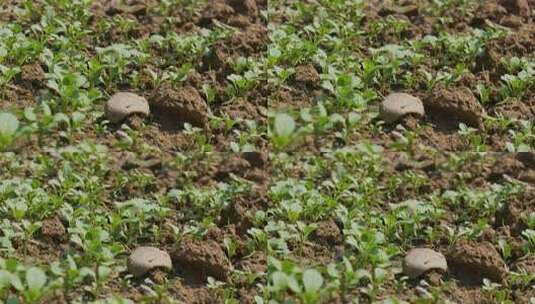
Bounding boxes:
[151,85,210,130]
[403,248,448,279]
[380,93,425,124]
[171,237,231,282]
[426,85,487,128]
[447,240,507,283]
[105,92,150,124]
[127,246,173,278]
[500,0,531,17]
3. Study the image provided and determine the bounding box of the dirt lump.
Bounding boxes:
[172,237,231,282]
[151,85,210,130]
[425,85,486,129]
[447,240,506,283]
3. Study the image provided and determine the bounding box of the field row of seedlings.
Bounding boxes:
[270,0,535,152]
[0,0,534,303]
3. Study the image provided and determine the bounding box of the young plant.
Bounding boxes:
[271,113,296,149]
[0,112,20,150]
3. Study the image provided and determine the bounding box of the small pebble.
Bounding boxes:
[415,286,432,298]
[127,247,172,278]
[403,248,447,279]
[105,92,150,124]
[380,93,425,124]
[115,130,130,140]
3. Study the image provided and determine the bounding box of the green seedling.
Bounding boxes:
[0,112,20,150]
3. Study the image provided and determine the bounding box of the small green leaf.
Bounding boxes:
[271,271,288,291]
[9,273,23,291]
[303,269,323,293]
[6,297,20,304]
[26,267,47,291]
[0,270,12,289]
[274,113,295,137]
[23,107,37,121]
[0,112,19,136]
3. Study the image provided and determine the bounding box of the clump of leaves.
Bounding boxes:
[272,113,296,149]
[0,112,20,150]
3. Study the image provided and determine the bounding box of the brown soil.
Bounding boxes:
[493,99,535,120]
[19,63,46,89]
[171,237,232,282]
[221,195,259,235]
[512,255,535,274]
[40,216,66,241]
[310,219,343,246]
[150,85,210,130]
[293,64,321,87]
[447,240,507,284]
[218,97,264,121]
[0,84,36,110]
[501,0,531,17]
[517,152,535,167]
[236,251,267,274]
[425,85,487,129]
[495,189,533,235]
[215,153,270,184]
[170,281,221,304]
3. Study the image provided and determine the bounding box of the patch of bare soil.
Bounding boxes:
[215,153,270,185]
[310,219,343,247]
[512,255,535,274]
[447,240,507,284]
[293,64,321,88]
[493,99,535,121]
[214,153,270,235]
[18,63,46,89]
[172,237,232,283]
[41,216,66,241]
[0,83,36,110]
[425,85,487,129]
[150,85,210,130]
[220,192,264,235]
[495,189,534,235]
[170,281,222,304]
[517,152,535,167]
[236,251,267,274]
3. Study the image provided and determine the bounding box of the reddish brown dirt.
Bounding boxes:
[293,64,321,88]
[0,84,36,110]
[215,153,270,184]
[171,237,232,282]
[495,189,533,235]
[150,85,210,130]
[19,63,46,89]
[236,251,267,274]
[310,219,343,247]
[41,216,66,241]
[512,255,535,273]
[447,240,507,284]
[425,85,487,129]
[493,99,535,120]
